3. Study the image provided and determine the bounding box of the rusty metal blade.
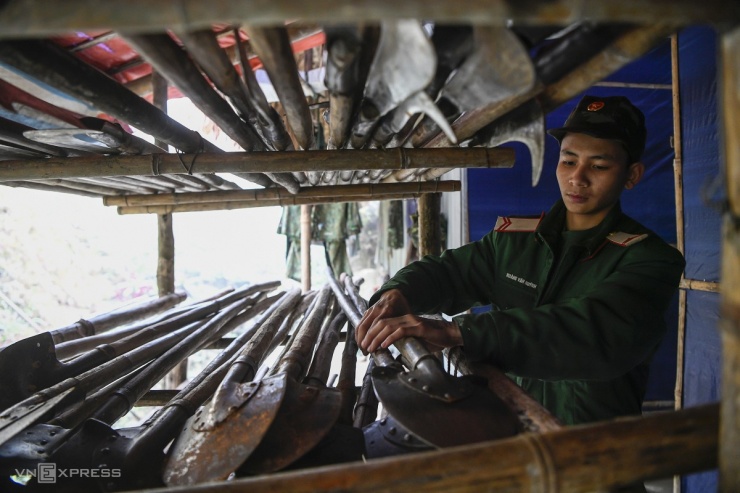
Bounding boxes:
[163,373,287,486]
[0,387,74,447]
[372,363,520,448]
[467,99,546,186]
[350,20,437,149]
[237,378,342,475]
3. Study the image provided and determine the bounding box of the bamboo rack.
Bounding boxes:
[0,147,513,182]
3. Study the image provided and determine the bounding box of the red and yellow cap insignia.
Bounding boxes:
[587,101,605,111]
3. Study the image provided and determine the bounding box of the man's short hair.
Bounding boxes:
[547,95,647,163]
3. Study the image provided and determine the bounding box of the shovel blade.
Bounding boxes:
[0,387,75,448]
[472,99,546,186]
[372,366,520,448]
[0,332,59,410]
[441,26,536,113]
[237,378,342,476]
[163,374,287,486]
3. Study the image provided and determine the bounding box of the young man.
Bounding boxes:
[356,95,685,426]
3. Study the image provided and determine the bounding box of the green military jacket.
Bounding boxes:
[371,200,685,425]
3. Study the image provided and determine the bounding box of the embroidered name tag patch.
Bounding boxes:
[506,272,538,289]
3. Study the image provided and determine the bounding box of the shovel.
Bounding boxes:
[164,285,334,485]
[0,283,273,410]
[371,24,474,148]
[324,25,379,151]
[278,299,366,471]
[0,285,275,447]
[161,287,303,485]
[395,24,537,183]
[63,289,302,492]
[53,288,233,361]
[349,20,457,150]
[0,319,202,449]
[237,288,343,475]
[328,271,521,449]
[47,294,284,432]
[466,98,546,186]
[0,294,266,491]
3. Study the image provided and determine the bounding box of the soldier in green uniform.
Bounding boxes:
[356,95,685,426]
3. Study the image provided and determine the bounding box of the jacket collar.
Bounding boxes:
[536,199,625,255]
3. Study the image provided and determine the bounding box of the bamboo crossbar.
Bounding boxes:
[679,278,720,292]
[138,403,718,493]
[116,191,444,215]
[0,147,514,182]
[0,1,731,39]
[103,181,460,207]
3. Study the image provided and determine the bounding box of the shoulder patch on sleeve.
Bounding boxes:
[494,214,543,232]
[606,231,649,247]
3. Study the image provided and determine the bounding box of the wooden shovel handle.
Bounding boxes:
[326,269,397,368]
[273,285,332,380]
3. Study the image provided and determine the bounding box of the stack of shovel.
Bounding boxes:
[0,273,525,491]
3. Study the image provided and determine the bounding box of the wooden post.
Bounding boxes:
[152,68,185,389]
[417,192,442,257]
[670,32,687,493]
[300,204,312,292]
[157,214,175,296]
[719,25,740,493]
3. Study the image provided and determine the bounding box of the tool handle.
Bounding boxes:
[273,285,331,380]
[326,268,397,368]
[304,304,343,386]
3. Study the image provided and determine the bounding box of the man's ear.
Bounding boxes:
[625,161,645,190]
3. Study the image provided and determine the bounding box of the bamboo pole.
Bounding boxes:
[103,181,460,207]
[137,403,718,493]
[28,178,122,196]
[719,25,740,493]
[0,1,731,38]
[418,192,442,257]
[671,33,687,416]
[670,32,687,493]
[151,66,185,388]
[2,180,101,198]
[679,279,720,293]
[77,176,156,194]
[116,191,446,215]
[0,147,514,181]
[156,196,177,298]
[301,204,312,292]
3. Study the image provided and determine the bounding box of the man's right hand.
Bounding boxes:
[355,289,411,352]
[356,289,464,354]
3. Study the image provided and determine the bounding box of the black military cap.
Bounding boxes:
[547,95,647,163]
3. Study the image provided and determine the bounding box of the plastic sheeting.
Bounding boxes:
[677,25,723,492]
